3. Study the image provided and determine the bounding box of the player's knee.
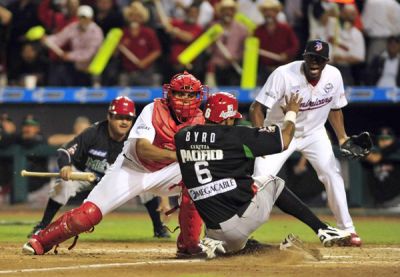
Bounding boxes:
[67,201,103,233]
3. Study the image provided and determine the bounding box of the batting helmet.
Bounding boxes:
[204,92,242,123]
[163,71,208,122]
[109,96,136,117]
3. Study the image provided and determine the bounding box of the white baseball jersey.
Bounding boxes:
[121,103,156,172]
[86,102,182,215]
[256,61,347,137]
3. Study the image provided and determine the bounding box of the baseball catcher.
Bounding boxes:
[340,132,373,159]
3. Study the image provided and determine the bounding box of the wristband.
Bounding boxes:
[284,111,296,124]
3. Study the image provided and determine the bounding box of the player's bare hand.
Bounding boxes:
[284,93,302,114]
[60,165,72,181]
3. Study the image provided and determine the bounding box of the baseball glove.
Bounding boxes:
[340,132,373,159]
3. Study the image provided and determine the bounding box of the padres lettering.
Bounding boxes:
[188,178,237,201]
[180,149,223,163]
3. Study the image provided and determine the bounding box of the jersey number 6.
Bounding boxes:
[194,161,212,184]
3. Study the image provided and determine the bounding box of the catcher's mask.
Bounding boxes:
[109,96,136,117]
[163,71,208,123]
[204,92,242,123]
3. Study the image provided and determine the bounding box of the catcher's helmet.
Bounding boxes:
[163,71,208,122]
[109,96,136,117]
[204,92,242,123]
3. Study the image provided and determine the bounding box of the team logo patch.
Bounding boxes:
[323,83,334,94]
[219,104,236,119]
[315,41,323,51]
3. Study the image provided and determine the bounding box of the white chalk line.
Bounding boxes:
[72,248,176,254]
[0,259,204,274]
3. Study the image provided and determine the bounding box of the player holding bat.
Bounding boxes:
[27,96,169,239]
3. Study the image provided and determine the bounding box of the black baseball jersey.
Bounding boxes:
[175,124,283,229]
[58,120,127,183]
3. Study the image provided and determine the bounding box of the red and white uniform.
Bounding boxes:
[87,99,204,215]
[253,61,355,232]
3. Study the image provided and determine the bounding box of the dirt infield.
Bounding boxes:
[1,241,399,277]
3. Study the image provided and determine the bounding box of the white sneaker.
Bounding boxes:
[199,237,226,259]
[318,226,351,247]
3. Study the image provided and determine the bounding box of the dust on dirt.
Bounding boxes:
[1,241,399,277]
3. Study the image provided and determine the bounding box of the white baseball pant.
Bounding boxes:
[253,127,355,232]
[86,154,182,215]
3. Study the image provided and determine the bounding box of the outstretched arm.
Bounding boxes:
[328,109,349,146]
[135,138,177,162]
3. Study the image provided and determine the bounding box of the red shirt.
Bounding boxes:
[120,26,161,72]
[170,19,203,65]
[254,22,299,66]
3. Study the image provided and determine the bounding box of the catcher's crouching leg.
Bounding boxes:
[23,201,102,255]
[177,186,203,257]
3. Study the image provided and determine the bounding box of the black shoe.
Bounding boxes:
[154,225,171,238]
[27,222,46,238]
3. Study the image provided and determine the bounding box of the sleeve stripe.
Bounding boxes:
[57,148,71,164]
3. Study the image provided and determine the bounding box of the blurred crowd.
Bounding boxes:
[0,0,399,88]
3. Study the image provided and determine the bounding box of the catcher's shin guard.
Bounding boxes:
[177,186,203,255]
[27,201,102,255]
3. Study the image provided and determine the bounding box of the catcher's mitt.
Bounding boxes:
[340,132,373,159]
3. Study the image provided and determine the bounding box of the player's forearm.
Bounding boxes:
[135,138,177,162]
[328,109,348,145]
[281,121,295,150]
[249,101,266,127]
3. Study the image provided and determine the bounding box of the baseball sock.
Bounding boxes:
[275,187,327,233]
[144,197,163,234]
[40,198,62,227]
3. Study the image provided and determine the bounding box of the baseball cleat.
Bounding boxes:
[317,226,351,247]
[22,237,45,255]
[349,233,362,246]
[176,245,208,259]
[154,225,171,238]
[27,222,46,238]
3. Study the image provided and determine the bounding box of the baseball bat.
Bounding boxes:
[216,40,242,75]
[258,49,284,62]
[43,38,65,57]
[118,44,141,66]
[20,170,96,182]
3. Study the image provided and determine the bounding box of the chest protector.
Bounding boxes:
[139,99,205,172]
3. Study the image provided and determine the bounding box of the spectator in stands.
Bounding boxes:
[363,127,400,210]
[94,0,125,86]
[38,0,79,33]
[208,0,248,86]
[38,0,79,87]
[47,116,91,146]
[16,115,49,193]
[0,5,12,83]
[155,3,203,81]
[8,42,48,87]
[331,4,365,86]
[43,5,103,86]
[283,0,310,59]
[119,1,161,86]
[367,35,400,87]
[361,0,400,64]
[6,0,41,84]
[309,2,339,44]
[254,0,299,85]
